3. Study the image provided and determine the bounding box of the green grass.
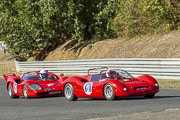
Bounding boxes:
[0,61,21,78]
[157,79,180,89]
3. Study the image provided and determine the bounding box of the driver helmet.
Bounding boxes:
[40,70,48,80]
[106,69,114,78]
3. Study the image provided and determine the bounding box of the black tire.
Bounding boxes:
[64,83,78,101]
[144,94,155,99]
[23,85,29,99]
[8,83,19,99]
[103,83,116,100]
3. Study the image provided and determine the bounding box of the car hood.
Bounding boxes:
[25,80,61,88]
[120,78,149,88]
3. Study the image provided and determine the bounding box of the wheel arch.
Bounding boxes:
[102,81,126,97]
[63,82,71,93]
[102,83,117,100]
[7,82,11,90]
[7,82,16,95]
[102,82,117,97]
[23,84,30,99]
[63,82,78,101]
[62,76,83,93]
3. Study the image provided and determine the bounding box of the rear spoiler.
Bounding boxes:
[3,74,16,81]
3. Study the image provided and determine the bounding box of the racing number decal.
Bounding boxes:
[83,82,93,95]
[13,82,17,93]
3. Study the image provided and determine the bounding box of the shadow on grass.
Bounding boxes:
[63,39,101,57]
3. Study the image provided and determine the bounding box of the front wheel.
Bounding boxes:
[8,83,19,99]
[23,85,29,99]
[64,83,77,101]
[103,83,116,100]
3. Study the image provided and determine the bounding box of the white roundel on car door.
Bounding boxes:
[83,82,93,95]
[13,82,17,93]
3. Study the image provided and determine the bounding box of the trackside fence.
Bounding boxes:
[14,58,180,80]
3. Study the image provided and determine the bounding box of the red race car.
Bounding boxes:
[61,67,159,101]
[3,70,62,99]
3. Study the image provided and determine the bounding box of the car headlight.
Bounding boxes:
[155,83,159,87]
[123,88,128,91]
[29,84,42,90]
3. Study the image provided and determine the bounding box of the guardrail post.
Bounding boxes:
[14,59,20,72]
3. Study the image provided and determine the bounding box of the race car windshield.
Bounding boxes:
[116,70,133,79]
[22,72,58,81]
[99,69,133,80]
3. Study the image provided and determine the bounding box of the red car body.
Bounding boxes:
[61,67,159,101]
[3,71,62,99]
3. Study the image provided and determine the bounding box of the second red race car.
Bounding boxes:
[3,70,62,99]
[61,67,159,101]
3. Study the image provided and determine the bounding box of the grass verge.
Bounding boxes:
[157,79,180,90]
[0,61,21,78]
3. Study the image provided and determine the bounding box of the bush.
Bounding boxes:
[113,0,180,38]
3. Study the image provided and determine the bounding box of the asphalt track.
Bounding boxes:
[0,78,180,120]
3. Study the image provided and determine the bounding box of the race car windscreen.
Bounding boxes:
[22,72,58,81]
[115,70,133,79]
[99,69,133,80]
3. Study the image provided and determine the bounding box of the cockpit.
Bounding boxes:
[89,69,133,82]
[22,72,58,81]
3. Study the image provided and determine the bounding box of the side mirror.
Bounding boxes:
[60,73,64,77]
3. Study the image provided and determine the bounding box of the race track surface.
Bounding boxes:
[0,78,180,120]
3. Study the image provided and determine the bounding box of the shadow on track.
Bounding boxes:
[76,95,180,101]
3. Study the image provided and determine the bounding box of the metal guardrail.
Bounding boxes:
[14,58,180,80]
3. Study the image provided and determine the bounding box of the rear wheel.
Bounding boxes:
[64,83,77,101]
[144,94,155,99]
[103,83,116,100]
[8,83,19,99]
[23,85,29,99]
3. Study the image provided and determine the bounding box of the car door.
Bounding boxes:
[73,75,94,97]
[78,74,103,98]
[89,81,103,97]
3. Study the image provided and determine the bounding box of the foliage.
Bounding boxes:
[0,0,179,60]
[0,0,119,60]
[113,0,180,38]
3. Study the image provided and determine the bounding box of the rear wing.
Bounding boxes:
[3,74,16,81]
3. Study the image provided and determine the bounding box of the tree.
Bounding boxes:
[113,0,180,38]
[0,0,120,60]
